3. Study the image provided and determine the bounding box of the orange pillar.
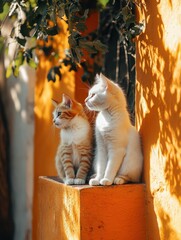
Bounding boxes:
[136,1,181,239]
[38,177,146,240]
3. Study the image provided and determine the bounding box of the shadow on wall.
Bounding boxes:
[136,1,181,239]
[158,205,180,240]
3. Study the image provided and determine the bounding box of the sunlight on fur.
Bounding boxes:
[85,73,143,186]
[52,94,93,185]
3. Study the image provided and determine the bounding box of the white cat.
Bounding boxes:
[85,73,143,186]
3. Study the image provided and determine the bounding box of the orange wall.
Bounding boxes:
[136,1,181,240]
[33,12,98,240]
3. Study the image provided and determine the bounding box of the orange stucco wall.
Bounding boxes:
[38,177,146,240]
[33,12,98,240]
[136,1,181,239]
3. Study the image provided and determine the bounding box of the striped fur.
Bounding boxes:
[52,94,93,185]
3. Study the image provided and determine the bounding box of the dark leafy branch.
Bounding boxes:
[0,0,143,83]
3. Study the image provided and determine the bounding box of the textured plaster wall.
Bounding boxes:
[136,1,181,239]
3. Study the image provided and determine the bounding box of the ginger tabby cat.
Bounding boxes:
[52,94,92,185]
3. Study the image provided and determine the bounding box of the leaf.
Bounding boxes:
[58,7,65,18]
[80,9,89,21]
[6,64,12,78]
[16,37,27,47]
[13,65,20,78]
[125,15,135,26]
[98,0,109,7]
[122,6,129,22]
[80,41,98,54]
[47,66,62,82]
[24,49,33,61]
[47,68,56,82]
[14,51,24,67]
[46,25,59,36]
[69,3,79,13]
[68,34,78,48]
[92,40,108,52]
[20,22,31,37]
[70,47,82,63]
[29,0,37,8]
[28,58,37,68]
[76,22,87,32]
[0,3,9,20]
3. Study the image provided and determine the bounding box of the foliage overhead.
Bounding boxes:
[0,0,143,83]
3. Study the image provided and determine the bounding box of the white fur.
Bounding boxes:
[85,73,143,186]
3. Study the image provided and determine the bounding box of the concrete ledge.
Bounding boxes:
[38,176,146,240]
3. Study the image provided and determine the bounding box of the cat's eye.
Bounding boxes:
[57,112,61,117]
[90,93,95,98]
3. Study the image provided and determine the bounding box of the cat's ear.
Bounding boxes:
[99,73,108,89]
[95,73,100,81]
[62,94,72,109]
[51,99,58,107]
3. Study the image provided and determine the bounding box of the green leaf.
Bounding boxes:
[28,58,37,68]
[29,0,37,9]
[13,65,20,78]
[98,0,109,7]
[0,3,9,19]
[14,51,24,67]
[6,64,12,78]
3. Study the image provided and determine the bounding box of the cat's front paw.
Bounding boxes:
[114,177,126,185]
[64,178,74,185]
[89,178,100,186]
[100,178,112,186]
[74,178,85,185]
